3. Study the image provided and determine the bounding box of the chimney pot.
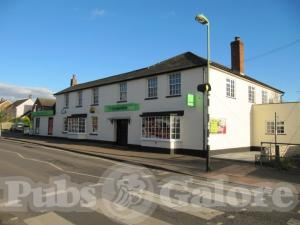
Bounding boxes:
[231,37,245,74]
[70,74,78,87]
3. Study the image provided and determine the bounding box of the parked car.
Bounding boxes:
[11,122,25,132]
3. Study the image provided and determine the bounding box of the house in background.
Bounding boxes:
[31,98,56,135]
[5,98,34,120]
[0,99,11,111]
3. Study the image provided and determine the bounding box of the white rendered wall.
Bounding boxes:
[208,67,282,151]
[54,67,205,151]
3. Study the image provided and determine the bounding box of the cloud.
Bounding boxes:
[90,8,106,19]
[0,82,54,102]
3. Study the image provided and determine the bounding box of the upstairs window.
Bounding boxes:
[226,78,235,98]
[77,91,83,107]
[169,73,181,96]
[262,90,268,103]
[64,93,69,108]
[148,77,158,98]
[119,83,127,101]
[92,87,99,105]
[248,86,255,103]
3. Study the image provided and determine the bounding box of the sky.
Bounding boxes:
[0,0,299,101]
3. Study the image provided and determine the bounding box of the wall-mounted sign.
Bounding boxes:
[210,118,226,134]
[32,110,54,117]
[104,103,140,112]
[186,94,196,107]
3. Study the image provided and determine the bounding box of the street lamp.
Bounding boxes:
[195,13,211,172]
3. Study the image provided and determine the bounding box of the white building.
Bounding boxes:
[5,98,34,120]
[52,37,284,156]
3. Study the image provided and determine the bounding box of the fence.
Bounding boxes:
[256,142,300,169]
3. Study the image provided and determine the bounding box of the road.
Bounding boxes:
[0,139,299,225]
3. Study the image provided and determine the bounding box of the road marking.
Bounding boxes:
[96,199,173,225]
[24,212,75,225]
[9,217,18,221]
[187,179,266,196]
[0,200,21,207]
[135,190,223,220]
[287,218,300,225]
[0,148,111,180]
[160,182,249,206]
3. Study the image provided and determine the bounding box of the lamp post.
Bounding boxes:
[195,13,211,171]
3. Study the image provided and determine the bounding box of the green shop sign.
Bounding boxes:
[186,94,196,107]
[31,110,54,117]
[104,103,140,112]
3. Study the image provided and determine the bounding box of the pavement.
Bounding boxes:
[0,140,299,225]
[1,132,300,193]
[212,151,258,162]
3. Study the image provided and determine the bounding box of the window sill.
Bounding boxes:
[265,133,286,135]
[145,97,158,100]
[226,96,236,99]
[117,100,127,103]
[166,95,181,98]
[67,132,86,135]
[141,138,181,142]
[89,133,98,136]
[62,131,68,134]
[76,105,82,108]
[90,104,99,106]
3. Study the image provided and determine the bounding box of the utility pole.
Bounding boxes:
[274,112,280,162]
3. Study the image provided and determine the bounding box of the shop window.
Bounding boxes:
[142,115,181,140]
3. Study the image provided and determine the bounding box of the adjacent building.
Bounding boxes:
[0,99,11,111]
[5,98,34,120]
[32,98,56,136]
[52,37,284,156]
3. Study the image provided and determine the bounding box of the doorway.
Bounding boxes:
[48,117,53,135]
[116,119,128,145]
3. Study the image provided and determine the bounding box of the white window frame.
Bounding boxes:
[141,115,181,141]
[265,121,285,135]
[147,77,158,98]
[92,116,98,133]
[92,87,99,105]
[63,118,68,132]
[119,83,127,101]
[248,86,255,103]
[262,90,268,103]
[226,78,235,98]
[77,91,83,107]
[64,93,69,108]
[169,73,181,96]
[67,117,86,134]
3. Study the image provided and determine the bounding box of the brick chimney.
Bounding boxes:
[70,74,77,87]
[231,37,244,75]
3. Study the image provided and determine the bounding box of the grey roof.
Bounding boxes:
[9,99,29,108]
[54,52,284,95]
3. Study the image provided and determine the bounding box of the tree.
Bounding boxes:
[0,110,6,137]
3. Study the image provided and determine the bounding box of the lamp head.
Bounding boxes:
[195,14,209,25]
